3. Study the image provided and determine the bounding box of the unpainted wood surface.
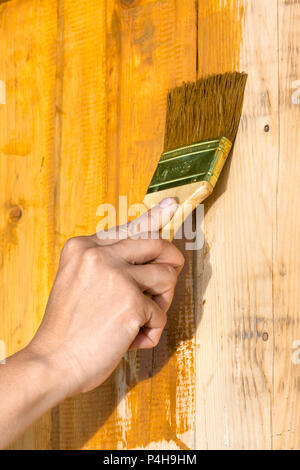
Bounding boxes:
[1,0,300,450]
[273,0,300,450]
[195,0,300,450]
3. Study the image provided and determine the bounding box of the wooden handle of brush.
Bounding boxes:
[141,181,213,298]
[143,180,213,242]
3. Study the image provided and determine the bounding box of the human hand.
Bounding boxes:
[27,198,184,397]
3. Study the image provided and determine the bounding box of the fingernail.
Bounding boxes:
[159,197,178,208]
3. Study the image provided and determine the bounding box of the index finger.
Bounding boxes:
[110,238,185,272]
[89,198,179,246]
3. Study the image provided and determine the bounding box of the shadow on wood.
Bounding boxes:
[56,234,212,450]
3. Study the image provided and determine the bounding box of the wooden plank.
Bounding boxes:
[106,0,197,451]
[197,0,245,77]
[52,0,111,450]
[195,0,278,449]
[57,0,197,450]
[273,0,300,450]
[0,0,58,449]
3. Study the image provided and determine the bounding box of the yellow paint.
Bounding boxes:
[198,0,244,76]
[0,0,58,450]
[1,141,30,156]
[58,0,197,450]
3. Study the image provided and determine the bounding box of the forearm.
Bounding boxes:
[0,347,67,449]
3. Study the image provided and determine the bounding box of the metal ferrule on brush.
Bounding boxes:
[146,136,232,194]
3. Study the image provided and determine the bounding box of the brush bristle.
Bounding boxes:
[163,72,247,152]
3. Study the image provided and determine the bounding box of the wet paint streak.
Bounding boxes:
[149,241,195,449]
[197,0,245,77]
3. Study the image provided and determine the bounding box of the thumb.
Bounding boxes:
[128,198,179,238]
[93,198,179,245]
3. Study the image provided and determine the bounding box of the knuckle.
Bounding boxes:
[156,238,185,269]
[166,265,178,287]
[62,237,83,257]
[121,291,144,330]
[126,314,141,336]
[129,293,145,319]
[171,245,185,268]
[151,330,163,347]
[177,249,185,268]
[82,247,102,266]
[106,264,125,283]
[126,287,141,311]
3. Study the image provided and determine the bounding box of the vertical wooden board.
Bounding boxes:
[273,0,300,450]
[75,0,197,450]
[195,0,278,449]
[197,0,245,77]
[0,0,57,449]
[52,0,111,450]
[106,0,196,450]
[53,0,108,240]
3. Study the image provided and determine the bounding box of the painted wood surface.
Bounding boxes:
[1,0,197,450]
[0,0,58,449]
[1,0,300,450]
[66,0,196,450]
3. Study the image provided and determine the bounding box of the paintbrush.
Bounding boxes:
[143,72,247,240]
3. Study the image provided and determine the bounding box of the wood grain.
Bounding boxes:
[0,0,58,449]
[195,0,278,449]
[58,0,197,450]
[1,0,300,450]
[107,0,197,450]
[197,0,244,77]
[273,0,300,450]
[52,0,111,450]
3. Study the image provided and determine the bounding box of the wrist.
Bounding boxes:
[0,347,69,448]
[17,345,71,406]
[25,339,83,399]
